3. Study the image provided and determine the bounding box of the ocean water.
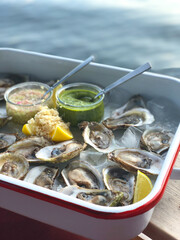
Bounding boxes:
[1,0,180,76]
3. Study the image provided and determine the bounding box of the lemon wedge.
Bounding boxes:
[133,170,153,203]
[22,123,33,136]
[51,125,73,142]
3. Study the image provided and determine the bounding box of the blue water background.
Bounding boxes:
[1,0,180,75]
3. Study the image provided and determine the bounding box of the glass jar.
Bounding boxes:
[4,82,53,124]
[56,83,104,126]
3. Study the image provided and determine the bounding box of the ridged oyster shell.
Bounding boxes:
[35,140,86,162]
[112,95,146,118]
[61,160,104,189]
[103,165,135,205]
[60,185,124,207]
[140,128,173,154]
[0,133,17,151]
[0,152,29,179]
[108,148,163,175]
[7,136,51,162]
[81,121,117,153]
[103,108,155,130]
[24,165,59,189]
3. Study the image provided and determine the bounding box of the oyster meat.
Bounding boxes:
[35,140,86,162]
[103,165,135,205]
[81,121,117,153]
[108,148,163,175]
[140,128,173,154]
[103,108,155,130]
[7,136,51,162]
[112,95,146,118]
[24,165,59,189]
[0,152,29,179]
[0,133,17,151]
[60,185,124,207]
[61,160,104,189]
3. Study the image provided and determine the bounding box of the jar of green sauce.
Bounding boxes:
[56,83,104,126]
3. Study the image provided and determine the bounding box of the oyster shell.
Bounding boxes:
[140,128,173,154]
[24,165,59,189]
[0,133,17,151]
[7,136,51,162]
[0,152,29,179]
[103,165,135,205]
[108,148,163,175]
[81,121,117,153]
[0,78,14,100]
[61,160,104,189]
[112,95,146,118]
[60,185,124,207]
[0,113,12,128]
[35,140,86,163]
[103,108,155,130]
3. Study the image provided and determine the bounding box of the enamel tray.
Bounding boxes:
[0,48,180,240]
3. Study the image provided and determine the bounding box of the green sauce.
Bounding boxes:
[57,89,104,126]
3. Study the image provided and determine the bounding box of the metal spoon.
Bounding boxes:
[41,55,94,100]
[94,62,151,99]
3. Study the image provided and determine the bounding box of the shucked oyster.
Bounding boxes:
[140,128,173,154]
[24,165,59,189]
[80,121,117,153]
[112,95,146,118]
[103,165,135,205]
[61,160,104,189]
[0,152,29,179]
[35,140,86,163]
[60,185,124,207]
[0,133,17,151]
[103,108,155,130]
[7,136,51,162]
[108,148,163,175]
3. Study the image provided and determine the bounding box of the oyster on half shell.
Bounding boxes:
[103,108,155,130]
[61,160,104,189]
[60,185,124,207]
[35,140,86,163]
[140,128,173,154]
[108,148,163,175]
[7,136,51,162]
[103,165,135,205]
[0,133,17,151]
[0,152,29,179]
[80,121,117,153]
[24,165,59,189]
[112,95,146,119]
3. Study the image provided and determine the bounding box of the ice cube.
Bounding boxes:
[117,126,143,148]
[80,148,107,167]
[147,97,180,133]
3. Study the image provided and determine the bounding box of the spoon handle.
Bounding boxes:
[42,55,94,98]
[94,62,151,99]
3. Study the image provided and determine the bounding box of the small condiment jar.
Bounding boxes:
[56,82,104,126]
[4,82,53,124]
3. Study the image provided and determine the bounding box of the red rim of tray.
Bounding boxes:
[0,143,179,220]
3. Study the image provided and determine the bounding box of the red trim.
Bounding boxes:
[0,144,179,220]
